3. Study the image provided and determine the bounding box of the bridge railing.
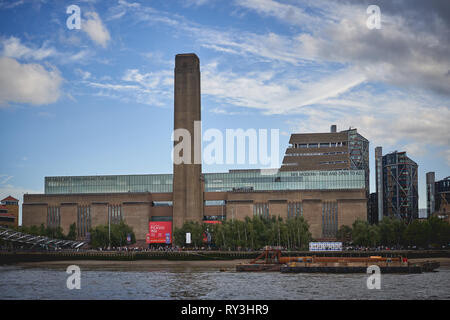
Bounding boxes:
[0,226,85,249]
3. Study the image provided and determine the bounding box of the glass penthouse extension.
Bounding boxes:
[45,170,365,194]
[45,174,173,194]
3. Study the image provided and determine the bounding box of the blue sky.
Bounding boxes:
[0,0,449,221]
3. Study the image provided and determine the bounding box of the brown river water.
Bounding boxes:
[0,260,449,300]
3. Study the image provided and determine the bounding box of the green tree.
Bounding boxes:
[403,219,431,248]
[428,216,450,248]
[173,221,205,247]
[336,225,352,244]
[90,221,136,248]
[368,224,380,247]
[378,217,406,247]
[351,220,380,247]
[193,215,311,251]
[67,223,77,240]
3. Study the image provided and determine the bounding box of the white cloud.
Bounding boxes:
[88,82,140,91]
[0,175,13,184]
[184,0,214,7]
[82,11,111,48]
[0,57,63,106]
[285,88,450,162]
[235,0,324,29]
[442,149,450,167]
[201,62,366,114]
[1,36,56,60]
[0,0,24,9]
[87,68,173,106]
[122,69,171,89]
[235,0,450,96]
[66,49,93,63]
[75,68,91,80]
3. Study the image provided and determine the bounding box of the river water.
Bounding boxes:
[0,265,449,300]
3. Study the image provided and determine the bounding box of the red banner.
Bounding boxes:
[148,221,172,244]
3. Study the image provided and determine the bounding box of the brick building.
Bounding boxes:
[0,196,19,228]
[22,53,368,244]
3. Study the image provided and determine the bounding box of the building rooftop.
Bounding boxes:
[1,196,18,202]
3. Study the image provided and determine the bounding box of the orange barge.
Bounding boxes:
[235,247,440,273]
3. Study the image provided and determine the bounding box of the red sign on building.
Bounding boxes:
[148,221,172,244]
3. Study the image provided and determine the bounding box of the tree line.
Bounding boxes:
[13,223,77,240]
[173,216,312,250]
[337,216,450,249]
[89,221,136,248]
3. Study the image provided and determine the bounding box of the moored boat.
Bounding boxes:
[234,247,441,273]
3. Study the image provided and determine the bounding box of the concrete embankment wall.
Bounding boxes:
[0,250,449,265]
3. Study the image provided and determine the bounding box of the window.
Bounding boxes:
[287,202,302,218]
[47,206,60,229]
[152,201,173,207]
[108,205,122,225]
[205,200,225,206]
[77,205,91,238]
[253,203,269,218]
[322,202,338,238]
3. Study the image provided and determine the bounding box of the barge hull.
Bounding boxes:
[280,266,424,274]
[236,264,281,272]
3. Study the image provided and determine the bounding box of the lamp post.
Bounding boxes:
[108,207,111,249]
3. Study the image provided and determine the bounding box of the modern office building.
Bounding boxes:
[375,146,384,222]
[426,172,436,219]
[427,174,450,222]
[435,176,450,216]
[376,150,418,222]
[368,192,378,224]
[0,196,19,228]
[22,53,368,244]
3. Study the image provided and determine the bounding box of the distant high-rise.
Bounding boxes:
[375,146,384,222]
[426,172,435,219]
[368,192,378,224]
[172,53,203,229]
[428,175,450,222]
[381,151,418,222]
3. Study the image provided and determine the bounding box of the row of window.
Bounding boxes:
[318,160,348,165]
[291,142,347,149]
[46,170,366,194]
[2,201,18,205]
[285,151,348,157]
